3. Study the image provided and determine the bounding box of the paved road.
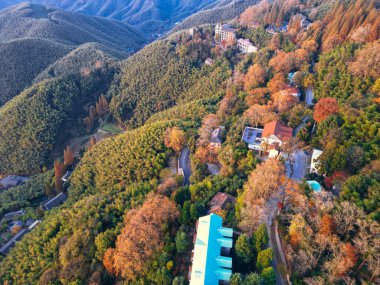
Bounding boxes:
[263,197,289,285]
[286,150,310,181]
[305,87,314,106]
[179,146,191,186]
[293,116,311,136]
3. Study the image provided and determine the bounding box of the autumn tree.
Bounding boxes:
[319,214,336,236]
[269,51,295,73]
[244,64,266,91]
[314,98,339,123]
[96,95,109,117]
[54,160,66,193]
[348,42,380,78]
[195,145,219,164]
[325,242,358,280]
[217,88,234,120]
[239,159,285,233]
[11,225,22,235]
[243,104,279,127]
[271,92,299,113]
[164,127,186,153]
[267,73,287,93]
[84,106,97,132]
[239,1,270,27]
[198,114,219,146]
[63,146,75,166]
[157,177,178,196]
[103,195,179,281]
[301,39,318,53]
[245,87,269,105]
[245,159,285,201]
[88,136,96,150]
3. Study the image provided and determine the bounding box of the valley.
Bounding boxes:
[0,0,379,284]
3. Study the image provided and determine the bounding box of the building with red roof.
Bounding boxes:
[262,121,293,149]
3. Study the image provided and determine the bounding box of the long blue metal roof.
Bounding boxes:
[190,214,233,285]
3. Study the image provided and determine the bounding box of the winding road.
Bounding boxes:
[178,146,191,186]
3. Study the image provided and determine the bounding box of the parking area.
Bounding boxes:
[286,150,310,181]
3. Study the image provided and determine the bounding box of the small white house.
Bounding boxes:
[310,149,323,174]
[242,127,263,151]
[237,38,258,54]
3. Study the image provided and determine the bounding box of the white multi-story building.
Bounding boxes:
[215,23,236,44]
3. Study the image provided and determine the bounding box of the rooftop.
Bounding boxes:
[209,192,236,214]
[190,214,233,285]
[263,121,293,140]
[0,175,29,187]
[220,25,236,33]
[43,192,68,210]
[238,38,254,46]
[242,127,263,147]
[280,85,300,96]
[210,127,223,145]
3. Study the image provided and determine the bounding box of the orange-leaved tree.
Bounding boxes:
[314,98,339,123]
[164,127,186,153]
[103,194,179,281]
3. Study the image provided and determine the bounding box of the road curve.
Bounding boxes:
[179,146,191,186]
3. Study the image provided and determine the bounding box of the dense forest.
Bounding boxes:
[0,61,117,175]
[0,0,379,284]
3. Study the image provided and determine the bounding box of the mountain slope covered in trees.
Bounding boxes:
[0,0,246,35]
[0,0,379,284]
[0,2,146,105]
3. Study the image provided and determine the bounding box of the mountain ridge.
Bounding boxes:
[0,2,146,105]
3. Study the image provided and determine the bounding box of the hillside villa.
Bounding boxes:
[189,214,233,285]
[242,121,293,157]
[237,38,258,54]
[262,121,293,148]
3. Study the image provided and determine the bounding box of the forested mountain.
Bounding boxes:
[172,0,258,32]
[0,2,146,105]
[0,62,117,175]
[0,0,257,35]
[0,0,379,284]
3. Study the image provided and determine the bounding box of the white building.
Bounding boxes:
[237,38,258,54]
[215,23,236,44]
[310,149,323,174]
[242,127,263,151]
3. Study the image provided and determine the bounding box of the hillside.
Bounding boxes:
[0,62,117,175]
[109,30,232,127]
[0,38,72,105]
[172,0,259,32]
[1,0,254,35]
[0,2,146,105]
[0,0,379,284]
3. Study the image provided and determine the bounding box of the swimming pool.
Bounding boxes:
[306,180,322,192]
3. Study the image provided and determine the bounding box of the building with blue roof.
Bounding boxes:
[189,213,233,285]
